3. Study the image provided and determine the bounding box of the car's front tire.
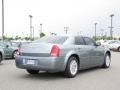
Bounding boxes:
[102,53,111,68]
[64,56,78,78]
[26,69,39,74]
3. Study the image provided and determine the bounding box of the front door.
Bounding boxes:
[83,37,104,67]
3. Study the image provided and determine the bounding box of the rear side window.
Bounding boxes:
[84,37,95,45]
[75,37,85,45]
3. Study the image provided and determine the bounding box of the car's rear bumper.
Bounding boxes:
[15,55,66,72]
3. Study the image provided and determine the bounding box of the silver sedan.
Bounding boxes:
[106,41,120,52]
[15,36,111,78]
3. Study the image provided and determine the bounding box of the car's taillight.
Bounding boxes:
[17,47,20,55]
[50,45,60,57]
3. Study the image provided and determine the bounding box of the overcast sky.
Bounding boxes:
[0,0,120,37]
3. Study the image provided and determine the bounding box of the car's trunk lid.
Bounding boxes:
[20,43,54,57]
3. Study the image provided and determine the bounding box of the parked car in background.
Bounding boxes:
[96,40,107,46]
[101,40,119,47]
[0,41,19,59]
[10,42,20,47]
[15,36,111,78]
[11,40,32,47]
[106,41,120,52]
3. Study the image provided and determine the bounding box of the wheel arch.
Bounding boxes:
[102,50,111,68]
[105,51,111,58]
[64,51,80,70]
[69,54,80,66]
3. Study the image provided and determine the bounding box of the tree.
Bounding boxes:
[7,37,14,41]
[15,36,22,40]
[113,37,117,40]
[15,36,19,40]
[3,35,7,40]
[24,37,30,41]
[106,36,111,40]
[40,32,45,38]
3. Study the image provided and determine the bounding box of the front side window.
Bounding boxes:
[84,37,95,45]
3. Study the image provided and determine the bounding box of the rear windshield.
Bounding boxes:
[34,36,68,44]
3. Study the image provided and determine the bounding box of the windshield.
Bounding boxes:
[0,41,11,46]
[34,36,68,44]
[113,41,120,44]
[11,42,19,47]
[108,41,120,44]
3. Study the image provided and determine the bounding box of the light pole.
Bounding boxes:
[109,14,114,40]
[29,15,33,39]
[2,0,4,40]
[94,23,97,41]
[40,24,42,38]
[32,27,34,39]
[64,27,69,34]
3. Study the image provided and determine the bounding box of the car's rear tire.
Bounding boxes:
[102,53,111,68]
[26,69,39,74]
[0,54,2,63]
[64,56,78,78]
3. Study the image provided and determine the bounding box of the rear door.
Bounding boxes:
[74,36,91,69]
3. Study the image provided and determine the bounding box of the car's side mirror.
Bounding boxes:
[96,42,101,46]
[6,45,9,48]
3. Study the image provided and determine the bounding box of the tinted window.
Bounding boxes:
[75,37,85,45]
[84,37,95,45]
[11,42,19,47]
[0,42,9,47]
[34,36,68,44]
[108,41,117,44]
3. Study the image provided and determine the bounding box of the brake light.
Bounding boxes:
[17,47,21,55]
[50,45,60,57]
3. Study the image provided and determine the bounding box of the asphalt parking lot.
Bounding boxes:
[0,51,120,90]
